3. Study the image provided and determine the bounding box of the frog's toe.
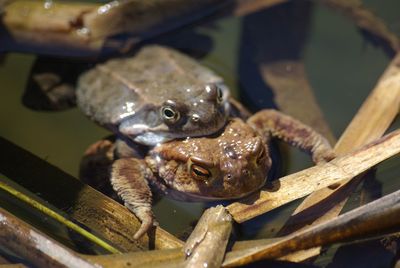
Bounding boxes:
[110,158,156,239]
[312,149,336,164]
[132,207,155,239]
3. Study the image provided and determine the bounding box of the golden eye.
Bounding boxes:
[190,164,211,181]
[161,106,180,123]
[216,86,224,104]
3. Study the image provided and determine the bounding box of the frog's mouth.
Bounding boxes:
[163,176,268,203]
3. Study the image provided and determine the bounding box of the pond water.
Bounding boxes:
[0,0,400,266]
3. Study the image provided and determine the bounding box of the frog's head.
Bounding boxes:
[119,83,230,146]
[151,119,271,201]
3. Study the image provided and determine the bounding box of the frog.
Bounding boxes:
[80,109,335,239]
[76,44,249,146]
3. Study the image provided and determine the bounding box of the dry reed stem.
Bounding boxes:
[223,188,400,267]
[227,128,400,222]
[280,52,400,261]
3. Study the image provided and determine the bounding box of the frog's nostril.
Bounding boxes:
[205,84,218,100]
[205,84,217,94]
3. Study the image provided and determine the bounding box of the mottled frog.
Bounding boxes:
[81,109,335,238]
[76,45,247,146]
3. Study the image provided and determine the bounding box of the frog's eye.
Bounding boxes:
[161,106,180,123]
[216,86,224,104]
[190,164,211,182]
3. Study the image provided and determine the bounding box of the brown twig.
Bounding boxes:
[183,205,233,268]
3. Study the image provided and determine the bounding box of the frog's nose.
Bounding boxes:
[205,84,218,97]
[205,84,224,104]
[251,137,262,155]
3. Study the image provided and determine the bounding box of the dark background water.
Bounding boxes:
[1,0,400,266]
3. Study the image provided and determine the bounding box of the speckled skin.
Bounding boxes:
[81,109,335,239]
[148,118,270,200]
[109,118,271,238]
[76,45,231,145]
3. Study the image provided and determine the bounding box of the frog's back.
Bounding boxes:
[77,45,223,129]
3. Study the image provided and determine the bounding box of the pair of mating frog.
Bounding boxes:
[73,45,335,238]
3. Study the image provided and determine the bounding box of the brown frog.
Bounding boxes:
[81,109,335,239]
[27,45,247,144]
[76,45,248,146]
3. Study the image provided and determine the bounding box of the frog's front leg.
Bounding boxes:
[111,158,155,239]
[248,109,335,163]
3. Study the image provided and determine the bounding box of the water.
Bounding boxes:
[1,0,400,266]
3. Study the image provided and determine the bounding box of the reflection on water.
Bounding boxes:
[1,0,400,266]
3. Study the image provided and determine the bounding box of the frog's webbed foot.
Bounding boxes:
[23,72,76,110]
[248,109,336,164]
[23,57,89,111]
[111,158,156,239]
